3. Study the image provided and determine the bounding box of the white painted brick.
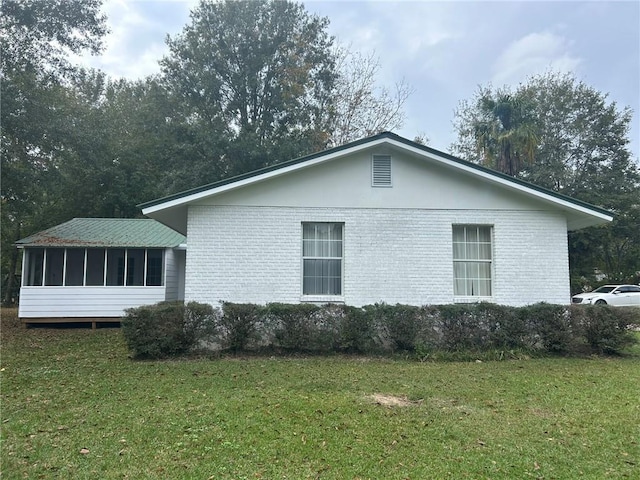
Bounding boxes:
[184,205,570,308]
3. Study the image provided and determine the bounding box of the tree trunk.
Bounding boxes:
[3,245,20,306]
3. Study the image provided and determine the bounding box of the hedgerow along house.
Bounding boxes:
[139,132,612,309]
[16,218,185,327]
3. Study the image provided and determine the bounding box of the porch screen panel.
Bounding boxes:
[26,248,44,286]
[126,249,145,286]
[86,249,106,286]
[65,249,85,286]
[146,249,164,286]
[44,248,64,286]
[302,223,343,295]
[106,249,125,286]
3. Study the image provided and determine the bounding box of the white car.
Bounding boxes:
[572,284,640,307]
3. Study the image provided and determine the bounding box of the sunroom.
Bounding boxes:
[16,218,186,327]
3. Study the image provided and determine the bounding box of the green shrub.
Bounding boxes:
[268,303,321,351]
[219,302,264,351]
[338,305,376,353]
[574,305,640,354]
[437,304,489,351]
[121,301,216,359]
[366,303,425,352]
[519,303,577,353]
[123,300,640,359]
[480,303,526,349]
[308,304,343,352]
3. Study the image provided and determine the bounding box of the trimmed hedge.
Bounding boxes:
[121,301,640,359]
[219,302,263,351]
[121,301,216,359]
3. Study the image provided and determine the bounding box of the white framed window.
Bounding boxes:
[372,154,392,187]
[302,223,343,296]
[452,225,493,298]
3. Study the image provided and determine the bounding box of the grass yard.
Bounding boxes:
[1,308,639,479]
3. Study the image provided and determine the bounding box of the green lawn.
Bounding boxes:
[2,308,639,479]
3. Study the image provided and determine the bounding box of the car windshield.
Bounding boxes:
[593,286,616,293]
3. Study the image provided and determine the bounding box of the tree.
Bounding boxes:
[327,49,412,146]
[453,87,537,176]
[161,0,413,176]
[160,0,337,176]
[1,0,107,304]
[518,73,637,204]
[1,0,107,76]
[452,72,640,288]
[56,73,176,218]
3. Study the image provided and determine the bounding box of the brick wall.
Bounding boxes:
[185,205,569,307]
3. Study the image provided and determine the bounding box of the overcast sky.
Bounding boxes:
[77,0,639,161]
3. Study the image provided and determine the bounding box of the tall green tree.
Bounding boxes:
[55,73,175,218]
[161,0,337,176]
[1,0,106,75]
[1,0,107,304]
[452,72,640,288]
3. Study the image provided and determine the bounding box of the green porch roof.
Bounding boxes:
[15,218,185,248]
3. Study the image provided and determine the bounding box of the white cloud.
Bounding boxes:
[492,31,582,86]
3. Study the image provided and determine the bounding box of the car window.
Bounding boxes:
[628,286,640,293]
[593,286,615,293]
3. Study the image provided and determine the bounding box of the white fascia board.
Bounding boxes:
[387,139,614,223]
[142,138,388,215]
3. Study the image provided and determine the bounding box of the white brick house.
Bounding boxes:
[141,132,612,307]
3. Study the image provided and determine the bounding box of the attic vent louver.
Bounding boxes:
[372,155,392,187]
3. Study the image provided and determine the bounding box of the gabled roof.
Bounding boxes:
[16,218,185,248]
[140,131,613,233]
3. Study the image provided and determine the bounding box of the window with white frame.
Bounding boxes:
[452,225,493,297]
[302,223,343,296]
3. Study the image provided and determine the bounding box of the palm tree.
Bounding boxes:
[472,92,538,177]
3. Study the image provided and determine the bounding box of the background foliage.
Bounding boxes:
[453,72,640,290]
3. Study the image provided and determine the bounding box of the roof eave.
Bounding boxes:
[141,136,390,215]
[140,132,614,228]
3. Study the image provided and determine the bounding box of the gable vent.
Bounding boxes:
[372,155,392,187]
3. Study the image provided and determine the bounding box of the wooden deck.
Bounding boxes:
[21,317,121,330]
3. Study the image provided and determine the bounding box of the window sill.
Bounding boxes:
[301,295,345,304]
[453,296,493,304]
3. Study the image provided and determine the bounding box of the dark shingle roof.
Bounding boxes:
[15,218,185,248]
